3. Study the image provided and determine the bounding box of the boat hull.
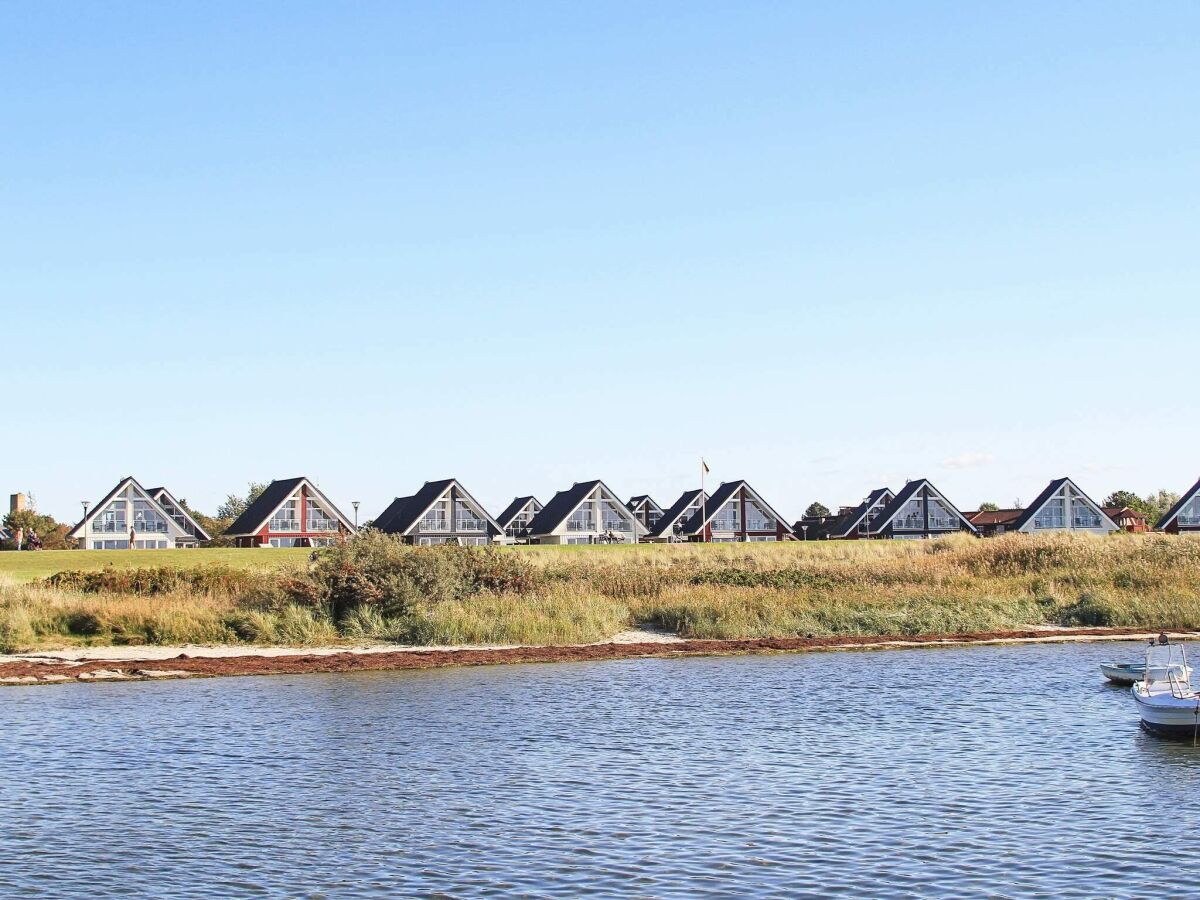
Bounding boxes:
[1132,688,1200,740]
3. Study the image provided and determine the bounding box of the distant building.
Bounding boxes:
[1155,477,1200,533]
[800,480,975,540]
[69,476,211,549]
[965,508,1022,537]
[798,488,895,540]
[373,479,501,546]
[526,480,646,545]
[1007,477,1119,535]
[1103,506,1149,533]
[224,477,355,548]
[646,489,709,542]
[664,480,794,542]
[626,495,664,534]
[494,496,543,543]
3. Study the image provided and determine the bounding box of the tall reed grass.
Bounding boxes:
[3,532,1200,652]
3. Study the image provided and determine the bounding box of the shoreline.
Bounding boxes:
[0,626,1188,686]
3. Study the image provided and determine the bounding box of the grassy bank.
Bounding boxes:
[4,533,1200,652]
[0,547,313,582]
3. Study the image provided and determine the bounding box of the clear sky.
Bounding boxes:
[4,2,1198,524]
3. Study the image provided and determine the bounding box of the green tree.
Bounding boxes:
[1103,490,1145,513]
[804,501,831,518]
[978,502,999,512]
[2,508,73,550]
[1143,490,1180,527]
[216,482,268,520]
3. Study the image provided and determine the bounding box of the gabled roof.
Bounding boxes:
[1156,477,1200,530]
[966,508,1022,526]
[527,480,643,536]
[372,495,415,532]
[69,476,186,539]
[495,496,541,530]
[374,479,501,536]
[1104,506,1146,523]
[147,486,212,542]
[868,478,978,534]
[1010,477,1117,532]
[676,480,791,535]
[648,489,708,538]
[820,487,893,539]
[225,477,355,537]
[627,495,663,514]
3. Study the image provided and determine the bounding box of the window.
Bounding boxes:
[744,499,776,531]
[133,500,168,534]
[600,500,630,532]
[927,498,957,530]
[307,497,339,532]
[1180,496,1200,526]
[419,499,449,532]
[1071,499,1101,528]
[893,499,924,531]
[268,537,302,547]
[92,539,129,550]
[710,500,740,532]
[270,498,299,532]
[567,503,595,532]
[455,500,486,532]
[95,500,127,534]
[1034,497,1066,529]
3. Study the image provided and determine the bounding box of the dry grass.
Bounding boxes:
[5,533,1200,651]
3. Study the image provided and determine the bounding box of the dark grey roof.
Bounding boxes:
[1009,476,1115,532]
[495,496,541,530]
[1157,477,1200,529]
[821,487,893,539]
[627,495,662,514]
[374,479,501,536]
[224,477,308,536]
[649,489,706,538]
[867,478,977,534]
[527,480,635,535]
[372,495,415,532]
[675,480,791,535]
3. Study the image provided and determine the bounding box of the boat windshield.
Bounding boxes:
[1144,643,1188,684]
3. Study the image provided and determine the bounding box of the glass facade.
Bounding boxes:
[1033,498,1066,529]
[270,498,300,532]
[1180,496,1200,526]
[307,497,339,532]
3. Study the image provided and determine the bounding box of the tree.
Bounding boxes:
[2,508,73,550]
[978,502,999,512]
[1143,490,1180,527]
[216,482,268,520]
[804,501,830,518]
[1103,490,1144,513]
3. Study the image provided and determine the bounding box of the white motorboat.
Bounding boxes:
[1101,660,1192,685]
[1131,641,1200,740]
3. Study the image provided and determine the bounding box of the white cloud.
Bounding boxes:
[942,452,995,470]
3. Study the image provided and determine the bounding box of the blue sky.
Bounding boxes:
[4,2,1198,523]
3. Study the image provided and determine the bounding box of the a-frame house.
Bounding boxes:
[494,496,543,543]
[526,480,647,544]
[1155,477,1200,533]
[646,489,709,542]
[671,480,794,542]
[626,495,665,533]
[1009,477,1119,534]
[70,476,211,549]
[861,478,977,539]
[374,479,501,546]
[225,476,355,548]
[798,487,894,540]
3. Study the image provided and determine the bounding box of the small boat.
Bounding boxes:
[1101,661,1192,685]
[1131,641,1200,740]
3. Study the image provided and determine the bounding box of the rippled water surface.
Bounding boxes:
[4,642,1200,898]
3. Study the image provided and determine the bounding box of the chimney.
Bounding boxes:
[10,493,26,513]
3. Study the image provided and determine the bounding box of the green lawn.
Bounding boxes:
[0,547,314,582]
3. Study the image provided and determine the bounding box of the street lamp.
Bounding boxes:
[352,501,360,531]
[801,524,809,541]
[80,500,90,551]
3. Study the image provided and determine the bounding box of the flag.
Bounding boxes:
[701,458,710,475]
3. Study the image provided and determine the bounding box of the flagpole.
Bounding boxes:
[700,458,707,544]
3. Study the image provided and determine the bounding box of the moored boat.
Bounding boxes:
[1131,641,1200,740]
[1101,661,1192,685]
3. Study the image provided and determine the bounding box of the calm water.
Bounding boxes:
[2,642,1199,898]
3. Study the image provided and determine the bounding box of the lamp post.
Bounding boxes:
[352,501,360,531]
[801,524,809,541]
[81,500,90,551]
